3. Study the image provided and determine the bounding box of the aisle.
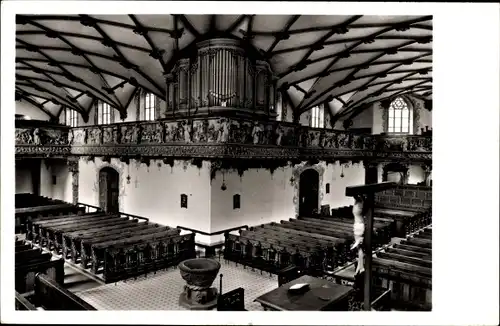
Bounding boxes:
[76,260,278,311]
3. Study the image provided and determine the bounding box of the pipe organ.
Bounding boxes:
[164,38,278,119]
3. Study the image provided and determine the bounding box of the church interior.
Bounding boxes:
[12,13,435,312]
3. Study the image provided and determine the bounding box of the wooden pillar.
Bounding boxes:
[346,181,397,311]
[363,193,374,310]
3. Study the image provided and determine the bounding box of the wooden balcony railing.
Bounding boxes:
[15,117,432,161]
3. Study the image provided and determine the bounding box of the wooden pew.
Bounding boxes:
[242,226,346,269]
[36,213,117,247]
[87,228,181,274]
[67,222,162,263]
[372,257,432,311]
[16,203,85,234]
[293,218,388,248]
[376,252,431,268]
[44,214,125,252]
[386,247,431,260]
[402,238,432,249]
[62,219,140,259]
[78,224,172,268]
[15,244,32,252]
[273,221,355,260]
[394,243,432,255]
[15,291,37,310]
[304,215,393,244]
[28,212,106,242]
[16,249,52,267]
[225,233,312,274]
[31,273,96,310]
[102,233,196,283]
[15,258,64,294]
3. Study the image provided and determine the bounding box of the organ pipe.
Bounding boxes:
[163,38,277,119]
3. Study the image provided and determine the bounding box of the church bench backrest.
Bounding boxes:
[248,226,340,247]
[217,287,245,311]
[386,247,430,260]
[92,227,181,249]
[402,238,432,249]
[42,215,120,231]
[15,244,32,252]
[15,258,65,294]
[15,291,37,310]
[278,265,302,287]
[262,223,343,242]
[79,223,163,243]
[64,219,140,238]
[16,251,52,267]
[34,273,96,310]
[377,252,431,268]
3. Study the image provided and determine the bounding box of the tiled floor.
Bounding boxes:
[76,259,279,311]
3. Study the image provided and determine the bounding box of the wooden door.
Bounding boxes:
[99,167,120,213]
[299,169,319,216]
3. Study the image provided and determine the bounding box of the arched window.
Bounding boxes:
[388,97,412,133]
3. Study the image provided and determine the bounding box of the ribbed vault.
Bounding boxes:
[15,14,432,122]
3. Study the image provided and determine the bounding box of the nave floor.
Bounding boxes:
[75,259,278,311]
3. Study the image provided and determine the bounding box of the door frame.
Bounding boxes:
[292,164,325,217]
[298,168,320,216]
[98,165,121,213]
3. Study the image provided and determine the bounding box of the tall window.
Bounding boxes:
[97,101,111,125]
[311,106,324,128]
[65,108,78,127]
[276,94,283,121]
[388,97,412,133]
[144,93,156,121]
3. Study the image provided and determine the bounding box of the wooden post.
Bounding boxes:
[346,181,396,311]
[363,193,374,311]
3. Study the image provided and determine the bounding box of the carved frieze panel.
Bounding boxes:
[15,127,69,146]
[17,116,432,162]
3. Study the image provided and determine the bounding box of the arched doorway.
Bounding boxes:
[99,167,120,213]
[299,169,319,216]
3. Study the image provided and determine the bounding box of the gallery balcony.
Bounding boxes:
[15,119,71,158]
[15,117,432,163]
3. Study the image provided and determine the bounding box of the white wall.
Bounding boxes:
[15,164,33,194]
[419,106,432,131]
[408,164,426,185]
[351,95,433,135]
[39,159,72,201]
[78,158,212,241]
[299,110,311,126]
[321,161,365,208]
[210,168,295,233]
[377,162,428,185]
[209,160,365,239]
[78,93,167,127]
[350,105,374,130]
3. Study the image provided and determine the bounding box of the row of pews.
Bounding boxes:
[371,227,432,311]
[15,193,86,234]
[223,211,401,277]
[16,194,197,284]
[331,205,432,238]
[15,238,96,310]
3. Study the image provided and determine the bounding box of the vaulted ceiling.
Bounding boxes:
[15,14,432,122]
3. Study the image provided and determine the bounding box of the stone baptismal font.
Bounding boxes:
[178,258,221,310]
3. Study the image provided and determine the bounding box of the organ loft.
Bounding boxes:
[11,14,433,312]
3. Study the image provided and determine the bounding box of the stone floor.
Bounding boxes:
[75,259,278,311]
